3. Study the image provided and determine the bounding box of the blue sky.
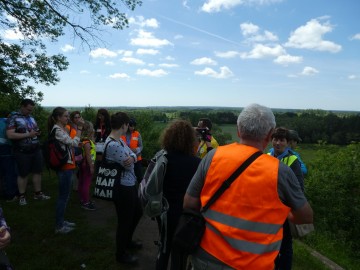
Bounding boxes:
[4,0,360,111]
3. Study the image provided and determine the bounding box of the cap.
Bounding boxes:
[129,118,136,127]
[289,130,302,142]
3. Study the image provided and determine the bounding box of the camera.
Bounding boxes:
[195,127,211,142]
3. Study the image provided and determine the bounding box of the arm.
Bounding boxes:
[288,202,313,224]
[183,193,201,211]
[55,127,80,147]
[6,128,39,140]
[278,163,313,224]
[290,159,304,192]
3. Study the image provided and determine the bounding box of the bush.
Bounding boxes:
[306,143,360,256]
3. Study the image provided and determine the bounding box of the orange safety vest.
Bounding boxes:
[120,130,142,161]
[61,125,77,170]
[200,143,290,270]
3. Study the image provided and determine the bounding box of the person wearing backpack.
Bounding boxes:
[48,107,84,234]
[156,120,201,270]
[78,121,96,211]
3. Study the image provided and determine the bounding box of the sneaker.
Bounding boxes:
[63,221,76,228]
[55,226,74,234]
[6,196,19,203]
[34,192,51,200]
[19,196,27,206]
[81,202,96,211]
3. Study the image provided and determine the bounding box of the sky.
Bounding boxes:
[4,0,360,111]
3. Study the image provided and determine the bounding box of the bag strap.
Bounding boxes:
[201,150,262,213]
[102,137,124,161]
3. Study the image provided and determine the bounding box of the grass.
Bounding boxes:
[1,171,335,270]
[2,171,121,270]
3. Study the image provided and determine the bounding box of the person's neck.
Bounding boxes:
[238,138,267,152]
[109,130,122,140]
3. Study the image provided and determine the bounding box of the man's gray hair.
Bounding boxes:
[237,104,276,141]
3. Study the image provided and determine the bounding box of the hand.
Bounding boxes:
[0,226,11,249]
[28,129,38,138]
[123,156,134,167]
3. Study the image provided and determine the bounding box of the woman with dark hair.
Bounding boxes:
[48,107,84,234]
[156,120,201,270]
[103,112,143,265]
[94,108,111,143]
[94,108,111,164]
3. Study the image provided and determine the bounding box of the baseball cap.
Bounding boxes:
[289,130,302,142]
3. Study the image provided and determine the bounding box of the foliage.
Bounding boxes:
[0,0,142,99]
[306,143,360,259]
[81,105,97,124]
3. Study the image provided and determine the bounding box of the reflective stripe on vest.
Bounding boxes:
[200,143,290,270]
[121,130,142,161]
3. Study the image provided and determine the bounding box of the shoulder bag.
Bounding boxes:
[172,151,263,254]
[93,138,125,201]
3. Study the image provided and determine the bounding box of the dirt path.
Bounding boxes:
[85,198,159,270]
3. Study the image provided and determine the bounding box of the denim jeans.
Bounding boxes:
[55,169,73,229]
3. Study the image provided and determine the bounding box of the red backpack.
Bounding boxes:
[43,128,69,171]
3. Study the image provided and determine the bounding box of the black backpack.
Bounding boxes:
[43,128,69,171]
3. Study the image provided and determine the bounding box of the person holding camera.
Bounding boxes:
[196,118,219,159]
[6,99,50,206]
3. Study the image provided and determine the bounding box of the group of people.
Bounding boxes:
[0,100,313,270]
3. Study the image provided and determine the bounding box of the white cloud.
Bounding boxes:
[190,57,217,65]
[241,44,285,59]
[80,70,90,74]
[136,68,168,77]
[284,18,341,53]
[350,33,360,40]
[117,50,133,57]
[89,48,117,58]
[109,73,130,79]
[159,63,179,68]
[174,34,184,40]
[195,66,234,79]
[274,54,303,65]
[240,22,278,43]
[183,0,190,9]
[136,48,159,55]
[129,16,159,28]
[240,22,260,36]
[165,56,175,61]
[130,30,173,48]
[105,61,115,66]
[61,44,75,52]
[3,28,24,40]
[348,75,358,80]
[120,57,145,65]
[201,0,283,13]
[301,66,319,76]
[215,51,240,58]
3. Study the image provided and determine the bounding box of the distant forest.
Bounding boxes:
[175,109,360,145]
[42,106,360,146]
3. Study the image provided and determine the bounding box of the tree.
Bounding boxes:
[0,0,142,103]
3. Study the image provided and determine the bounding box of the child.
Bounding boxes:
[78,121,96,210]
